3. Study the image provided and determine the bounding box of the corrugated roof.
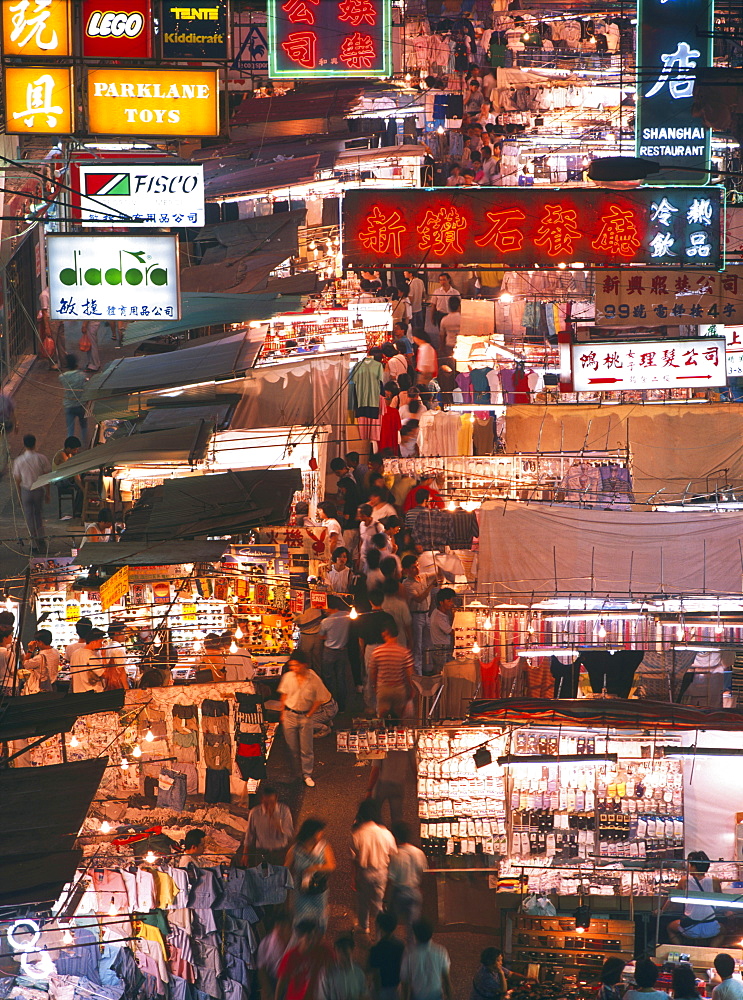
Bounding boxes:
[121,294,302,347]
[32,423,212,488]
[73,539,229,567]
[194,209,304,251]
[138,401,235,433]
[179,250,289,294]
[229,83,364,126]
[0,759,108,906]
[204,155,319,199]
[124,468,303,540]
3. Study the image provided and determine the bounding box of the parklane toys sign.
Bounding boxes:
[343,187,724,269]
[3,65,73,134]
[47,235,180,322]
[76,162,205,227]
[161,1,227,60]
[268,0,391,78]
[86,68,219,137]
[81,1,152,59]
[2,0,71,57]
[572,337,727,391]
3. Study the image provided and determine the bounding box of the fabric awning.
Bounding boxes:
[468,697,743,731]
[88,333,258,397]
[0,689,125,742]
[204,155,319,199]
[0,758,108,906]
[121,293,303,347]
[124,468,303,540]
[179,251,290,295]
[73,540,229,567]
[32,422,212,488]
[195,210,303,261]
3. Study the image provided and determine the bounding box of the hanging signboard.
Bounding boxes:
[268,0,391,79]
[232,12,268,74]
[47,234,180,321]
[100,566,130,611]
[635,0,713,183]
[571,337,727,391]
[3,65,73,134]
[595,266,743,327]
[86,68,220,137]
[2,0,71,57]
[161,1,227,59]
[76,163,205,227]
[699,325,743,377]
[343,187,724,269]
[81,1,152,59]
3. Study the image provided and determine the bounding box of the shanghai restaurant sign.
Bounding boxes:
[86,69,220,137]
[571,337,727,391]
[343,188,724,268]
[635,0,713,182]
[268,0,391,78]
[47,235,180,322]
[76,163,205,227]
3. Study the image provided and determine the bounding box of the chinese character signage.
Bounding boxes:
[596,266,743,327]
[86,69,220,137]
[100,566,129,611]
[81,2,151,59]
[572,337,726,391]
[700,325,743,377]
[343,188,723,269]
[3,65,73,134]
[76,163,205,227]
[636,0,713,182]
[2,0,70,56]
[161,1,227,60]
[47,234,180,321]
[268,0,391,78]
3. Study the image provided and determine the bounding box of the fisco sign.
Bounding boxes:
[86,68,219,137]
[82,1,151,58]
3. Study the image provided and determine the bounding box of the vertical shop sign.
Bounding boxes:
[161,1,227,59]
[2,0,71,56]
[3,65,73,134]
[232,11,268,74]
[636,0,713,183]
[81,1,152,59]
[268,0,391,78]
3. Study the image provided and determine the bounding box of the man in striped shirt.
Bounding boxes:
[369,621,413,719]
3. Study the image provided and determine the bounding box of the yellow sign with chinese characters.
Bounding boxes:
[87,68,220,137]
[100,566,130,612]
[2,0,71,56]
[4,65,73,134]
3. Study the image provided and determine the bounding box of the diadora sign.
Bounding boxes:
[58,249,169,287]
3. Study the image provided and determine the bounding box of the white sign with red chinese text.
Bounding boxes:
[700,325,743,378]
[571,338,727,391]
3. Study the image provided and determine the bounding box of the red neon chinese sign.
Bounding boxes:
[269,0,391,77]
[342,188,723,268]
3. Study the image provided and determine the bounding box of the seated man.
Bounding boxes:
[52,436,83,518]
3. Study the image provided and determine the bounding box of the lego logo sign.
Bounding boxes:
[82,1,151,58]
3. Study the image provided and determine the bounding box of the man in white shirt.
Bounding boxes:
[387,821,428,932]
[65,617,93,667]
[403,270,426,329]
[242,784,294,865]
[12,434,51,553]
[278,650,331,787]
[222,633,255,682]
[429,274,461,329]
[351,799,397,935]
[69,628,108,693]
[439,297,461,353]
[368,488,397,522]
[401,919,452,1000]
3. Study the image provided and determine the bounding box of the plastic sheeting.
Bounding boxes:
[504,403,743,502]
[478,500,743,598]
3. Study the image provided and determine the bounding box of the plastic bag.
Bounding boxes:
[521,893,556,916]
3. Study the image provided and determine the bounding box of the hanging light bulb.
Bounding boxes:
[597,622,607,639]
[472,641,481,655]
[144,729,154,743]
[70,735,80,748]
[62,930,73,946]
[234,625,244,640]
[144,851,158,864]
[676,623,684,640]
[100,820,111,834]
[132,745,142,758]
[120,758,129,770]
[108,899,118,916]
[405,72,411,82]
[527,620,535,635]
[483,616,493,631]
[349,607,358,620]
[229,640,238,654]
[715,608,724,634]
[4,596,13,611]
[447,500,456,511]
[437,125,445,135]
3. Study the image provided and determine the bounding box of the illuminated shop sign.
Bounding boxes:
[2,0,70,57]
[268,0,391,78]
[572,337,727,391]
[343,188,724,269]
[86,68,219,137]
[77,163,205,226]
[596,267,743,326]
[636,0,713,182]
[3,65,73,134]
[161,1,227,59]
[700,325,743,377]
[81,1,152,59]
[47,235,180,321]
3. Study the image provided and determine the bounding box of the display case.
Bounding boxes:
[511,914,635,979]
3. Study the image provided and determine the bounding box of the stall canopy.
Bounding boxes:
[87,333,259,398]
[0,758,108,906]
[0,690,125,742]
[204,156,320,199]
[123,468,303,540]
[32,423,213,489]
[468,697,743,731]
[121,293,303,347]
[195,211,303,263]
[478,500,743,598]
[73,540,229,567]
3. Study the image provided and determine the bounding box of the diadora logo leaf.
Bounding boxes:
[84,173,131,197]
[59,249,169,287]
